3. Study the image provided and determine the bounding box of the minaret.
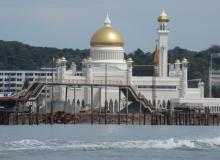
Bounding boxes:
[56,58,61,80]
[180,58,188,98]
[126,57,133,84]
[84,57,93,106]
[60,57,67,80]
[157,9,170,77]
[60,57,67,101]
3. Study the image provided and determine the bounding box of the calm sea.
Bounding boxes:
[0,125,220,160]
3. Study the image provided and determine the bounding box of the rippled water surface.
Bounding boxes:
[0,125,220,160]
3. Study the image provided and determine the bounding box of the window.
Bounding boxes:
[25,73,33,76]
[137,85,176,89]
[17,84,22,87]
[10,78,16,81]
[10,73,16,76]
[10,84,16,87]
[4,84,9,87]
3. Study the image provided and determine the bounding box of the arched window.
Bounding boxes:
[77,99,80,106]
[114,100,118,113]
[81,99,85,108]
[153,100,156,107]
[162,100,166,108]
[105,100,108,112]
[157,100,161,108]
[167,100,171,109]
[109,99,113,113]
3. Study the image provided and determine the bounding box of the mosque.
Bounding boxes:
[1,10,220,114]
[52,10,220,113]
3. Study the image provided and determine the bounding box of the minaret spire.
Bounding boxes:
[104,12,111,27]
[161,9,167,16]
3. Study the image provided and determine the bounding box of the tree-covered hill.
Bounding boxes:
[0,40,89,70]
[0,40,220,82]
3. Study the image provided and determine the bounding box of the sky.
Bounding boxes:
[0,0,219,53]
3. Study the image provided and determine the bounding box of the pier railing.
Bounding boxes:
[45,78,132,86]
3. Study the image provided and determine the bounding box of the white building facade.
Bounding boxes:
[1,10,220,113]
[54,11,218,113]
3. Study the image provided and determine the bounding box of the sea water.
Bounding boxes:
[0,125,220,160]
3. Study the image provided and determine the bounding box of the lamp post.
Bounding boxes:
[51,57,54,124]
[45,72,47,124]
[209,53,213,98]
[104,63,107,125]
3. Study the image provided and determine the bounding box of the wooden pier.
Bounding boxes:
[1,82,220,126]
[1,111,220,126]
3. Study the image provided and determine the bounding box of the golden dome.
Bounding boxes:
[158,16,169,22]
[90,13,124,47]
[158,10,170,22]
[61,57,67,62]
[175,59,181,64]
[90,27,124,47]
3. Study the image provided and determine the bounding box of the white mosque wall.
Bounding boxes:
[65,87,84,110]
[91,63,128,81]
[91,47,124,61]
[132,76,180,86]
[184,88,202,99]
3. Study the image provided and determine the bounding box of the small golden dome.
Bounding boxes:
[127,57,132,61]
[127,57,133,65]
[56,58,61,64]
[182,58,188,64]
[158,10,169,22]
[90,13,124,47]
[175,59,181,64]
[61,57,67,63]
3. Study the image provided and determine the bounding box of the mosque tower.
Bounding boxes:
[157,9,170,77]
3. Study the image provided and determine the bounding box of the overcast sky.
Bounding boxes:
[0,0,219,53]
